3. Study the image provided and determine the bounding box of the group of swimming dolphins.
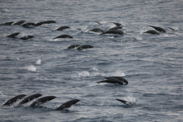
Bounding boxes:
[2,19,169,50]
[1,19,169,111]
[2,76,130,111]
[2,93,80,110]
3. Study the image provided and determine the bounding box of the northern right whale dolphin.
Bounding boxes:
[7,32,20,38]
[97,78,125,85]
[77,45,94,50]
[149,25,166,33]
[18,93,42,105]
[67,44,81,49]
[101,30,124,35]
[56,26,70,31]
[105,76,128,85]
[116,98,133,105]
[19,35,34,40]
[36,20,56,26]
[108,26,122,31]
[22,22,37,28]
[53,34,73,39]
[89,28,104,33]
[55,99,80,110]
[13,20,25,25]
[144,30,160,35]
[0,21,14,25]
[3,94,26,106]
[30,96,56,107]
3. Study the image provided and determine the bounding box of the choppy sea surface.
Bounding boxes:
[0,0,182,122]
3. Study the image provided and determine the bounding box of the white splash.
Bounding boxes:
[108,71,125,77]
[36,59,41,65]
[134,36,142,40]
[122,94,137,105]
[90,67,98,71]
[26,65,36,72]
[2,9,9,12]
[0,91,5,97]
[78,71,90,77]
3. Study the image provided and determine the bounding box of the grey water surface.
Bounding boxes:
[0,0,182,122]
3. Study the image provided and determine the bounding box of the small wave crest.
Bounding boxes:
[106,71,125,77]
[122,96,137,104]
[74,69,125,79]
[26,65,37,72]
[77,71,90,77]
[35,59,41,65]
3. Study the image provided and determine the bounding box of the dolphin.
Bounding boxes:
[7,32,20,38]
[55,99,80,110]
[101,30,124,35]
[22,22,37,28]
[116,99,133,105]
[35,20,56,26]
[149,25,166,33]
[13,20,25,25]
[18,93,42,105]
[53,34,73,39]
[3,94,26,106]
[108,26,122,31]
[97,78,124,85]
[0,21,14,25]
[56,26,70,31]
[77,45,93,50]
[30,96,56,107]
[67,44,81,49]
[105,76,128,85]
[89,28,104,33]
[144,30,160,35]
[19,35,34,40]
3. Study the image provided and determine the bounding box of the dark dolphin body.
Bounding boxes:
[22,22,37,28]
[116,99,132,105]
[30,96,56,107]
[105,76,128,85]
[168,27,176,31]
[149,25,166,33]
[18,93,42,105]
[67,44,81,49]
[53,34,73,39]
[44,20,56,23]
[89,28,104,33]
[77,45,93,50]
[13,20,25,25]
[56,26,70,31]
[20,35,34,40]
[7,32,20,38]
[0,21,14,25]
[108,26,122,31]
[36,22,47,26]
[144,30,160,35]
[3,94,26,106]
[55,99,80,110]
[101,30,124,35]
[97,78,124,85]
[36,20,56,26]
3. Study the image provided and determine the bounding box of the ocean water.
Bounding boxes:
[0,0,182,122]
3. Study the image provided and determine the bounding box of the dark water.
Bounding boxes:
[0,0,182,122]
